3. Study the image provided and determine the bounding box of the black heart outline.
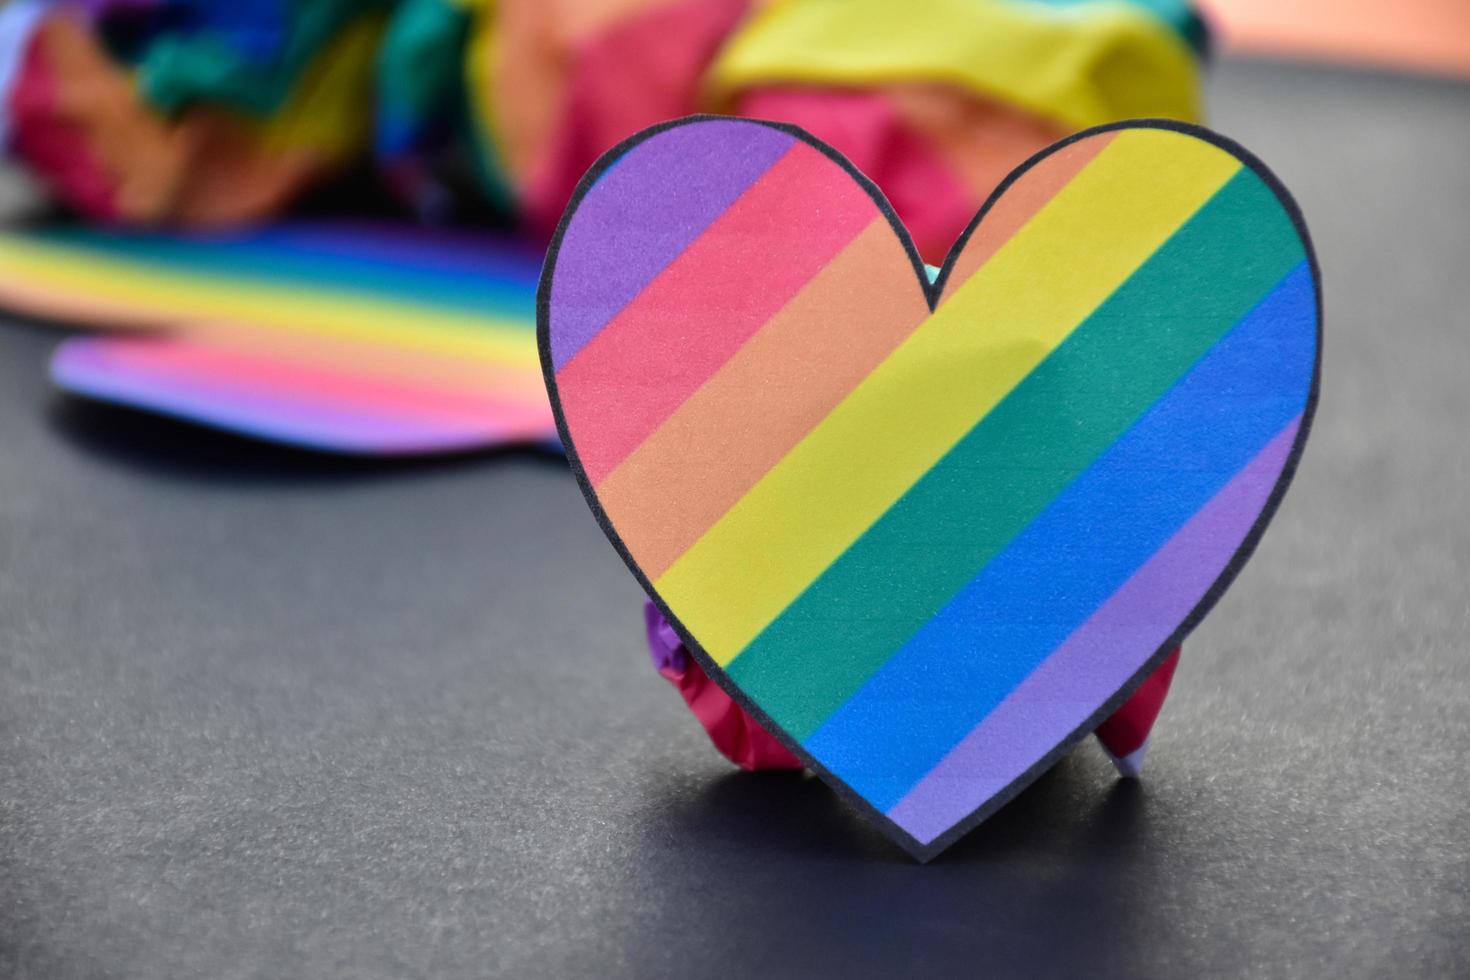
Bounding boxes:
[537,115,1323,862]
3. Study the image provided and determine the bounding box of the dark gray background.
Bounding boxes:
[2,59,1467,978]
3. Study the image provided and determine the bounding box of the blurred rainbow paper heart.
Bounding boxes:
[0,223,556,454]
[540,117,1320,860]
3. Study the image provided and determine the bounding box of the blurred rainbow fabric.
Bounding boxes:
[0,0,1210,454]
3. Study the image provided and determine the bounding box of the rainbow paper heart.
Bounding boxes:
[540,117,1320,860]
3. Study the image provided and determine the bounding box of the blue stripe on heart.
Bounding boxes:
[803,260,1316,810]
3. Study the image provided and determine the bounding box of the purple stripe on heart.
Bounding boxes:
[547,121,796,370]
[886,415,1301,845]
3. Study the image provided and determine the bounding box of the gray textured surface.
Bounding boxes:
[1,59,1468,978]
